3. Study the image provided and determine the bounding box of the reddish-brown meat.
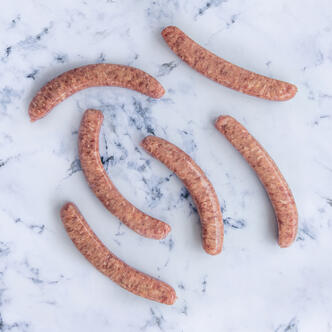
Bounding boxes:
[215,115,298,247]
[60,202,176,304]
[79,109,171,239]
[162,26,297,101]
[29,64,165,121]
[141,136,223,255]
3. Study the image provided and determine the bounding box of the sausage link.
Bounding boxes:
[79,109,171,240]
[60,202,176,305]
[162,26,297,101]
[215,115,298,247]
[141,136,223,255]
[29,64,165,121]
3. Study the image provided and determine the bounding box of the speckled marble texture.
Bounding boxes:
[0,1,331,331]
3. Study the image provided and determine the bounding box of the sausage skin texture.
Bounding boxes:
[79,109,171,240]
[215,115,298,247]
[141,136,223,255]
[162,26,297,101]
[60,202,176,305]
[29,64,165,121]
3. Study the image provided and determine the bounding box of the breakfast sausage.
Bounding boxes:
[79,109,171,240]
[29,64,165,121]
[162,26,297,101]
[60,202,176,305]
[141,136,223,255]
[215,115,298,247]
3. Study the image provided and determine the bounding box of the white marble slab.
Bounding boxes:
[0,0,331,331]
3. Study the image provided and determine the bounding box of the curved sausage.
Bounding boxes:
[29,64,165,121]
[162,26,297,101]
[79,109,171,240]
[215,115,298,247]
[60,202,176,305]
[141,136,223,255]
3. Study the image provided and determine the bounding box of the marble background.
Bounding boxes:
[1,0,331,331]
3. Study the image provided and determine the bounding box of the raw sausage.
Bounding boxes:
[215,115,298,247]
[29,64,165,121]
[162,26,297,101]
[79,109,171,240]
[141,136,223,255]
[60,202,176,305]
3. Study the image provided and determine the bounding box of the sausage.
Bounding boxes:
[60,202,176,305]
[215,115,298,247]
[79,109,171,240]
[162,26,297,101]
[29,64,165,122]
[141,136,223,255]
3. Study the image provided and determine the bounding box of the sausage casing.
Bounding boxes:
[60,202,176,304]
[79,109,171,239]
[162,26,297,101]
[215,115,298,247]
[29,64,165,121]
[141,136,223,255]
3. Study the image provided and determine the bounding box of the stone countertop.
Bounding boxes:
[0,0,331,331]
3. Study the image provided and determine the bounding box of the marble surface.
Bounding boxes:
[1,0,332,331]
